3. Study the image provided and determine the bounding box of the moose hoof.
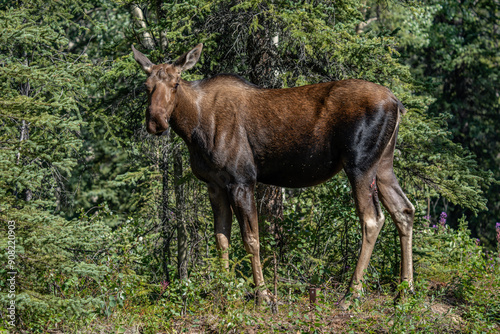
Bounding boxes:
[255,288,273,306]
[394,288,415,305]
[337,294,362,311]
[337,298,350,311]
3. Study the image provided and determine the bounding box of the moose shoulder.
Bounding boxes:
[132,43,415,307]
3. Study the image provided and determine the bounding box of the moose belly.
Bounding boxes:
[255,150,343,188]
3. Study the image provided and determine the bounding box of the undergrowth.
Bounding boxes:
[2,215,499,333]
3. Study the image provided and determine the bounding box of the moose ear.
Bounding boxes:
[132,45,154,74]
[173,43,203,71]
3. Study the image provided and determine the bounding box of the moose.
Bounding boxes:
[132,43,415,307]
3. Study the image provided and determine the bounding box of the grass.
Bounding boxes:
[71,276,498,334]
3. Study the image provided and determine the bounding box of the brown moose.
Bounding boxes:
[132,43,415,307]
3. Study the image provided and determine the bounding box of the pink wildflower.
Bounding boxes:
[496,222,500,258]
[439,212,447,226]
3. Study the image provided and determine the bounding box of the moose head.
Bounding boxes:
[132,44,203,136]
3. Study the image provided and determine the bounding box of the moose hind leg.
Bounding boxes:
[377,167,415,291]
[345,168,386,300]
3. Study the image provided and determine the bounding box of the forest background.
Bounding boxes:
[0,0,499,332]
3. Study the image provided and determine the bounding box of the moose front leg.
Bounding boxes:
[208,185,233,270]
[228,183,270,302]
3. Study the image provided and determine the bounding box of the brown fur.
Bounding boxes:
[133,44,415,306]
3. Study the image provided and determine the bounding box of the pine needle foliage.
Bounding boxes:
[0,1,144,330]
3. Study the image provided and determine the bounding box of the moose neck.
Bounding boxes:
[168,79,203,145]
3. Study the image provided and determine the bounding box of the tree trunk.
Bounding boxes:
[154,0,168,52]
[247,22,284,260]
[172,133,188,279]
[160,136,171,283]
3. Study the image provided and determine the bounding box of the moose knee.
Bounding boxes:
[395,203,415,236]
[405,202,416,218]
[365,213,385,242]
[242,235,259,255]
[216,233,230,251]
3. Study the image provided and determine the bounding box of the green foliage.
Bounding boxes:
[420,0,500,247]
[0,6,87,208]
[0,204,149,331]
[0,3,92,328]
[0,1,146,330]
[424,218,500,331]
[398,111,492,212]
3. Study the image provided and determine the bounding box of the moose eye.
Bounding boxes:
[174,83,179,89]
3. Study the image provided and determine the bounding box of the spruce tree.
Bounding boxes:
[0,1,137,330]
